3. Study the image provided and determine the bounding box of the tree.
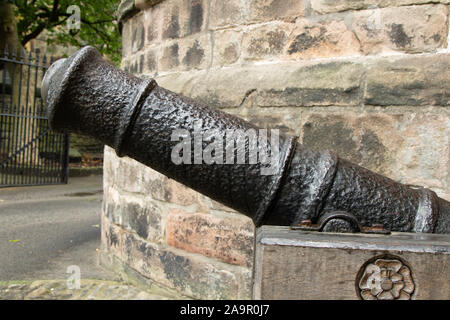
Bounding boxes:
[0,0,122,65]
[0,0,121,167]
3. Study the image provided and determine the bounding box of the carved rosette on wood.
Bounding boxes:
[357,256,415,300]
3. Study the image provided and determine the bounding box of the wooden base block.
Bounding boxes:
[253,226,450,300]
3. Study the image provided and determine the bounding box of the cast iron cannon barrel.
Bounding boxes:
[42,46,449,234]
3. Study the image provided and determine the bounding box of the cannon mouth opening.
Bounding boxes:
[41,46,98,132]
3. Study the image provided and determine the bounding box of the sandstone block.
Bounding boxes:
[117,0,139,24]
[212,30,242,67]
[167,209,254,267]
[102,215,124,260]
[161,1,181,40]
[128,54,144,75]
[159,35,211,72]
[364,53,450,106]
[135,0,164,10]
[242,23,292,60]
[352,5,448,54]
[159,42,181,71]
[286,19,361,59]
[243,108,301,135]
[143,2,164,45]
[311,0,450,14]
[179,34,212,71]
[248,0,305,23]
[144,48,158,74]
[300,110,450,198]
[188,60,364,108]
[122,20,132,58]
[209,198,240,213]
[180,0,206,36]
[105,195,164,243]
[301,112,395,176]
[105,147,169,201]
[255,61,364,107]
[131,14,145,54]
[210,0,246,29]
[164,178,200,206]
[120,230,251,299]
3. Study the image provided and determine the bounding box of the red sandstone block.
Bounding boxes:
[167,209,254,267]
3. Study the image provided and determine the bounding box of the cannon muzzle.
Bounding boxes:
[42,46,449,234]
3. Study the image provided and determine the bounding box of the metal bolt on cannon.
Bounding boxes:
[42,46,449,234]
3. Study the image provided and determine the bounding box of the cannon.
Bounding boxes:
[42,46,449,234]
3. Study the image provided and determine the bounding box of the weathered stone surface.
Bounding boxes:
[352,5,448,54]
[127,53,145,74]
[105,146,168,201]
[254,226,450,299]
[301,112,395,176]
[135,0,165,10]
[164,178,200,206]
[248,0,305,23]
[154,70,198,94]
[161,2,181,39]
[179,34,212,71]
[131,14,145,54]
[213,30,242,66]
[390,112,450,200]
[118,227,251,299]
[311,0,450,14]
[104,192,164,243]
[242,23,292,60]
[185,60,364,108]
[121,20,132,58]
[300,110,450,200]
[144,48,158,74]
[156,30,211,73]
[159,42,181,71]
[243,107,301,135]
[208,198,239,213]
[168,209,254,267]
[102,215,124,260]
[287,19,361,59]
[117,0,139,24]
[181,0,206,36]
[255,61,364,107]
[365,53,450,106]
[143,2,164,45]
[210,0,246,29]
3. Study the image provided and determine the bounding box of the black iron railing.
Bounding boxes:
[0,46,69,187]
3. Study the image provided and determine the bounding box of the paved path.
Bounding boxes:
[0,279,176,300]
[0,175,112,281]
[0,176,182,300]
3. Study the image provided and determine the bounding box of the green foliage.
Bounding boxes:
[7,0,122,65]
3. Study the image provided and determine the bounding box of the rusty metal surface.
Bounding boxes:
[42,46,449,234]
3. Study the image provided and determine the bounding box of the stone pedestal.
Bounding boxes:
[253,226,450,300]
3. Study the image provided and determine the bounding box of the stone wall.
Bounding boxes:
[102,0,450,299]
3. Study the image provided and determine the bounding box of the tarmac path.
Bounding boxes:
[0,175,116,281]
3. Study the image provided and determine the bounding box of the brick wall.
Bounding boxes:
[102,0,450,299]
